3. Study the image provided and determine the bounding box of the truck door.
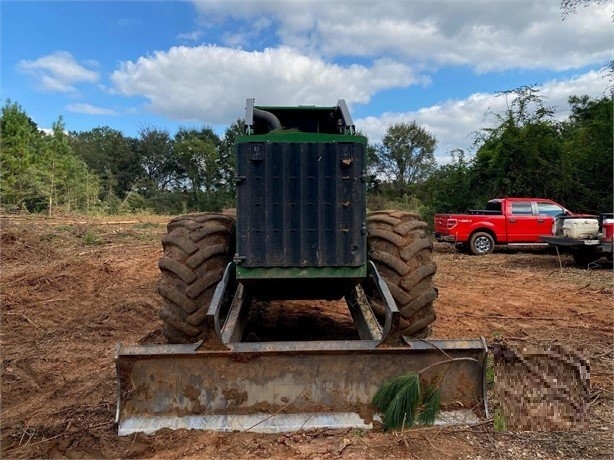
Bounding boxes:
[506,201,536,242]
[535,201,565,237]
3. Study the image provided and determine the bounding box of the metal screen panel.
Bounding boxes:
[236,140,366,268]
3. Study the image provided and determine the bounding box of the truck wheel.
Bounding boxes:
[158,213,235,343]
[367,210,437,338]
[571,249,601,267]
[469,231,494,255]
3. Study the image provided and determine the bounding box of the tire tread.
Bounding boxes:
[367,211,437,337]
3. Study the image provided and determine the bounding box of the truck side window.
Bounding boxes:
[537,203,563,216]
[485,201,502,212]
[511,202,533,215]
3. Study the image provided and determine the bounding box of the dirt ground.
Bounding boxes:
[1,213,612,459]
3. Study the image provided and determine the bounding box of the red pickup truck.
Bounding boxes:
[434,198,572,255]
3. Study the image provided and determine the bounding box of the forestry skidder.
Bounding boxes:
[115,100,487,434]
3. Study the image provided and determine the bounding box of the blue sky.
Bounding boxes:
[1,0,611,163]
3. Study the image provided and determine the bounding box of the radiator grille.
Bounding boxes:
[236,141,366,268]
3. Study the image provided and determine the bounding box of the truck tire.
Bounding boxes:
[469,231,495,255]
[367,210,437,338]
[571,249,601,267]
[158,213,235,343]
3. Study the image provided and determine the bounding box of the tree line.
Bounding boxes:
[416,89,612,223]
[368,88,612,223]
[1,89,612,222]
[1,100,244,215]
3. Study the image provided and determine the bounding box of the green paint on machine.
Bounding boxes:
[237,132,367,145]
[236,265,367,280]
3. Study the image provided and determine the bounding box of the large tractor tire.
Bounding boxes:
[367,210,437,338]
[158,213,235,343]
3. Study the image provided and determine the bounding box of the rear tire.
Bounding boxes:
[571,249,601,267]
[158,213,235,343]
[367,210,437,338]
[469,231,494,255]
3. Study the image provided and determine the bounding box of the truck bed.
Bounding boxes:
[467,210,502,215]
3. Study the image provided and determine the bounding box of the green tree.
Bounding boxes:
[69,127,142,201]
[174,127,220,191]
[136,126,176,194]
[373,122,437,194]
[558,95,613,212]
[219,119,244,193]
[0,100,47,209]
[40,117,100,214]
[1,101,100,213]
[173,126,222,211]
[420,149,474,210]
[561,0,608,16]
[471,86,562,200]
[416,149,478,230]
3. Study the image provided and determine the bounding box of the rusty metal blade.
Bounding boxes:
[115,338,488,435]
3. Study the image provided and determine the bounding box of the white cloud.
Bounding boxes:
[177,30,204,42]
[17,51,99,93]
[66,103,118,116]
[106,2,608,158]
[220,16,273,48]
[191,1,611,72]
[356,70,609,164]
[109,37,607,163]
[111,45,421,123]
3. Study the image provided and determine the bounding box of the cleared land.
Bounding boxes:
[1,214,612,459]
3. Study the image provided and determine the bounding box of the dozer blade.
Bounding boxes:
[115,338,488,435]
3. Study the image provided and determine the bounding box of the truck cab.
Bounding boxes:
[504,199,569,243]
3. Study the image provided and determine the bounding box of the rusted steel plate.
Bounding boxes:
[116,338,487,435]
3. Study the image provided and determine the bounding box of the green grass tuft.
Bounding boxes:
[83,229,102,245]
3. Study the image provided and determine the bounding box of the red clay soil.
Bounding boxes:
[1,214,612,459]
